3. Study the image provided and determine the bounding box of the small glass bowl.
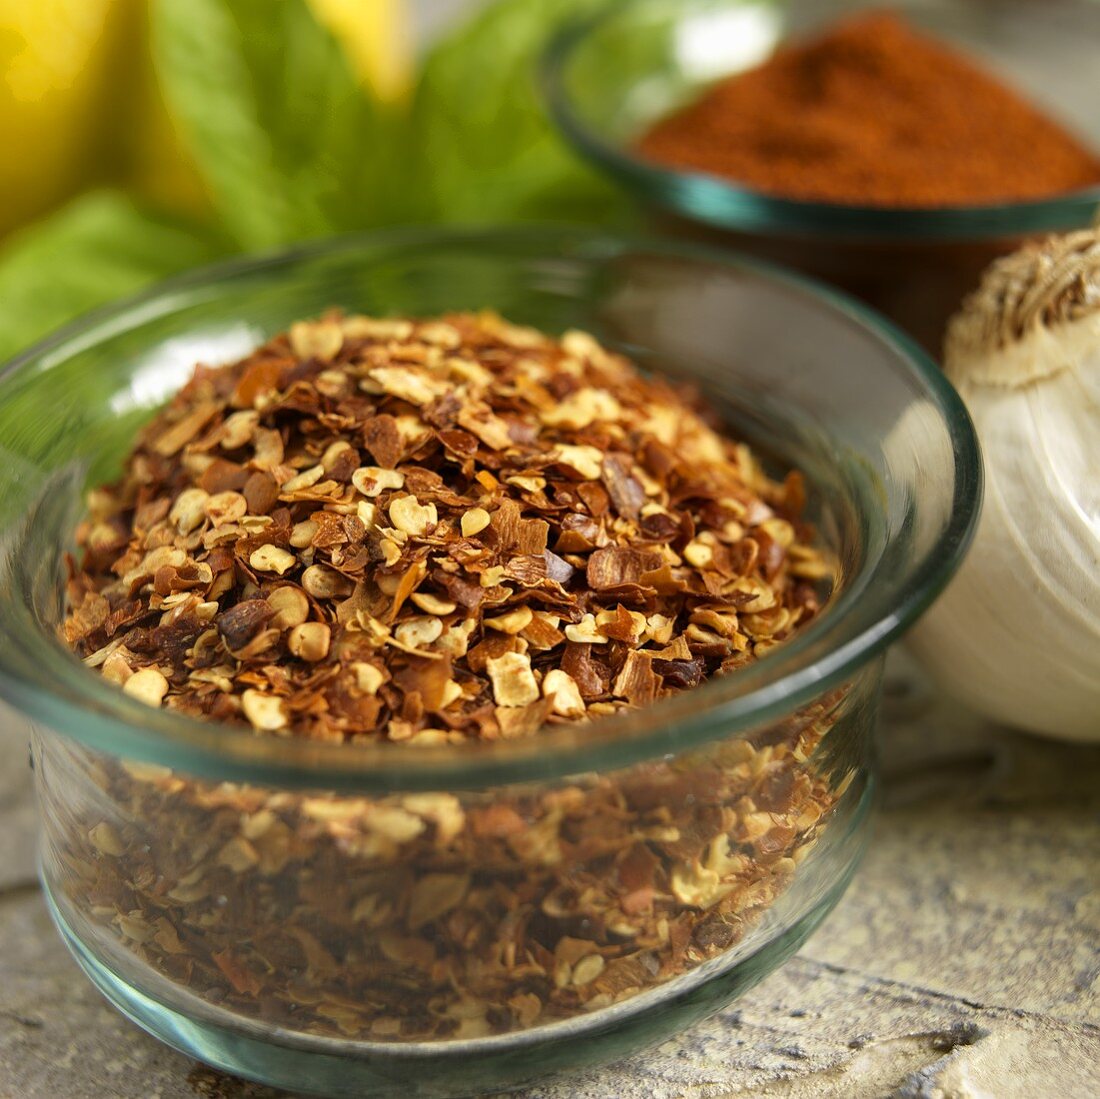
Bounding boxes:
[543,0,1100,351]
[0,228,980,1098]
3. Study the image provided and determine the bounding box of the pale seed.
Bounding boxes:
[553,444,604,481]
[352,662,385,695]
[289,319,343,361]
[280,464,325,494]
[123,667,169,708]
[301,565,352,599]
[439,680,464,709]
[288,622,331,662]
[241,689,288,732]
[461,508,491,537]
[290,519,319,548]
[564,614,609,644]
[486,651,539,707]
[366,365,448,406]
[394,617,443,649]
[169,488,210,534]
[101,650,133,686]
[267,586,310,630]
[542,670,585,718]
[571,954,606,986]
[351,466,404,498]
[249,544,296,575]
[485,606,533,635]
[409,592,457,615]
[416,321,461,349]
[379,538,402,566]
[320,440,352,471]
[356,500,377,528]
[683,538,714,569]
[389,495,437,537]
[205,491,247,526]
[340,315,412,340]
[88,822,124,857]
[220,410,259,449]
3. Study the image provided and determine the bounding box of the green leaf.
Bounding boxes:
[0,191,224,363]
[409,0,627,224]
[152,0,395,250]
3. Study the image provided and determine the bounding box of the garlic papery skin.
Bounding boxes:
[908,231,1100,742]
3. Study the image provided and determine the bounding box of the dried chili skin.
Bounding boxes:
[47,690,848,1042]
[55,311,847,1043]
[64,312,831,742]
[636,12,1100,208]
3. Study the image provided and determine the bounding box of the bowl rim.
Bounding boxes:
[540,0,1100,241]
[0,225,981,791]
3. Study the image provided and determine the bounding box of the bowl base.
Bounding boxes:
[39,779,871,1099]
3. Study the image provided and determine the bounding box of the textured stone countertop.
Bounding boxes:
[1,650,1097,1099]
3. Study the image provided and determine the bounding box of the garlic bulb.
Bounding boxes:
[908,230,1100,742]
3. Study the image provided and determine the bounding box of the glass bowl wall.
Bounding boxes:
[0,228,980,1097]
[543,0,1100,352]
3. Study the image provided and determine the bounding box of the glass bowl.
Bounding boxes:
[0,227,980,1098]
[542,0,1100,351]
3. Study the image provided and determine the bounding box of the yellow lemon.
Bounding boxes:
[309,0,413,102]
[0,0,412,234]
[0,0,134,235]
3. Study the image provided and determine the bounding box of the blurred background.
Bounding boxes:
[0,0,612,360]
[0,0,487,238]
[3,0,1098,361]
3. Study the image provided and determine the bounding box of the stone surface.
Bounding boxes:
[0,703,35,893]
[0,653,1098,1099]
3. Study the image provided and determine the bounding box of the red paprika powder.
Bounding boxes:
[636,11,1100,207]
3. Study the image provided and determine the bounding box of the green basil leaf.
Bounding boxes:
[152,0,395,249]
[0,191,224,363]
[409,0,626,224]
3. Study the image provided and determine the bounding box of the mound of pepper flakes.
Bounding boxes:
[65,311,829,738]
[54,312,846,1044]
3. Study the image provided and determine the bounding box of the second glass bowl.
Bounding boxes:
[0,228,979,1097]
[543,0,1100,351]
